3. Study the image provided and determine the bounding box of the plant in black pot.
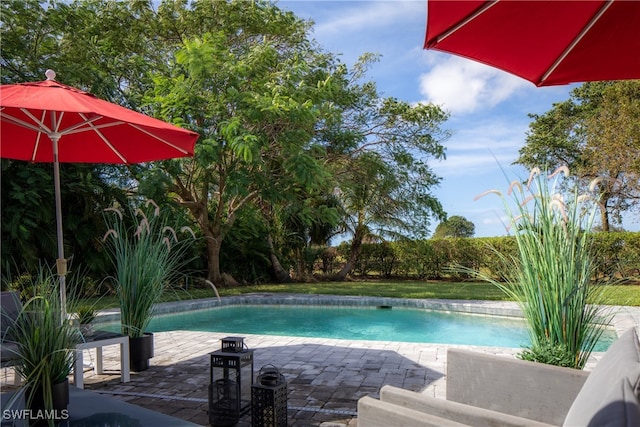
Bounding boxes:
[103,200,195,372]
[7,268,81,425]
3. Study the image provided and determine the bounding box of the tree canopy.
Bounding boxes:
[1,0,451,285]
[516,81,640,231]
[433,216,475,238]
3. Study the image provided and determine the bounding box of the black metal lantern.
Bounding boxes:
[209,337,254,426]
[252,365,288,427]
[221,336,245,353]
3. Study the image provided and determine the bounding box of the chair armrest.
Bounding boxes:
[380,385,554,427]
[446,348,589,425]
[357,396,468,426]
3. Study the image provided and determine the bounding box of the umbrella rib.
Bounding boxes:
[129,123,190,155]
[0,110,108,136]
[52,110,63,134]
[1,110,49,161]
[433,0,498,44]
[33,111,47,161]
[0,109,53,134]
[56,115,107,136]
[26,108,55,134]
[57,118,126,137]
[78,113,128,163]
[539,0,613,84]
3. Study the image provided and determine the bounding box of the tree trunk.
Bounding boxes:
[332,228,364,281]
[265,234,291,282]
[600,194,611,232]
[205,233,223,285]
[294,247,305,281]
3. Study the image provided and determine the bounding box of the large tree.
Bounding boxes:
[146,1,339,285]
[1,0,335,284]
[433,215,475,238]
[315,57,451,280]
[516,81,640,231]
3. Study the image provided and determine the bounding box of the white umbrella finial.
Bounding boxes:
[45,69,56,81]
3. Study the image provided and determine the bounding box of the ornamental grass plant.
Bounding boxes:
[473,167,613,369]
[102,200,195,338]
[6,266,81,419]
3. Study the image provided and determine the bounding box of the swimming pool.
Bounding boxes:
[102,304,615,349]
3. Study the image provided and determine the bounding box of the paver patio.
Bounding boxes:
[0,332,584,426]
[2,301,637,426]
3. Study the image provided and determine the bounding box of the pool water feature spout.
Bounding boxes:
[205,280,221,301]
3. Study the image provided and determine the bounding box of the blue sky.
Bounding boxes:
[279,0,639,237]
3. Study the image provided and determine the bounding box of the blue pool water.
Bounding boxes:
[103,305,615,349]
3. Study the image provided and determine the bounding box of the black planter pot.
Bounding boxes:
[129,332,154,372]
[26,378,69,426]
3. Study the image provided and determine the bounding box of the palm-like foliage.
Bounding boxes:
[474,167,612,368]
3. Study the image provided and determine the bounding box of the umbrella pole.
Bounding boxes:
[51,134,67,320]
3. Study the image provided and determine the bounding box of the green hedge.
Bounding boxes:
[333,232,639,281]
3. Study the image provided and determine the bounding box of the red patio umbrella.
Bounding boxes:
[424,0,640,87]
[0,70,199,315]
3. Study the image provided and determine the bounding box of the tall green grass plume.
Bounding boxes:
[5,265,81,422]
[102,199,196,338]
[472,166,614,369]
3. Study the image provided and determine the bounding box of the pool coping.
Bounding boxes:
[94,293,639,337]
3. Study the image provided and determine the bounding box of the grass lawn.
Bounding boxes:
[86,280,640,310]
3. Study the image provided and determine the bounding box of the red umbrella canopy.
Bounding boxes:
[425,0,640,87]
[0,71,199,318]
[0,73,198,163]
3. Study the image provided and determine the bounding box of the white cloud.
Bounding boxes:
[311,1,424,36]
[448,123,526,152]
[418,56,528,114]
[431,114,529,176]
[432,152,513,177]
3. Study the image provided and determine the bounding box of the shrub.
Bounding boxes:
[518,342,577,368]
